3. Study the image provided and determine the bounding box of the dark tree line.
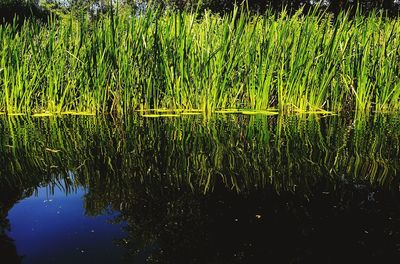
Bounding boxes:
[0,0,399,24]
[193,0,400,16]
[0,0,49,23]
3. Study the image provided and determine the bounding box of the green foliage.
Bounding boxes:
[0,6,400,115]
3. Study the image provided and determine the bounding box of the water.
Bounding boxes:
[1,114,400,263]
[6,185,126,263]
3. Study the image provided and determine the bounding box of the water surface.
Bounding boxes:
[1,114,400,263]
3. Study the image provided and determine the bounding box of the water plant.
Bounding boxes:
[0,5,399,116]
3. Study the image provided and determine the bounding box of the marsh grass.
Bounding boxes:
[0,6,399,116]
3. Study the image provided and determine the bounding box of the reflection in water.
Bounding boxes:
[6,185,126,264]
[1,115,400,262]
[0,185,25,264]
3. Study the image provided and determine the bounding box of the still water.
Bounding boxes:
[1,114,400,263]
[7,185,126,263]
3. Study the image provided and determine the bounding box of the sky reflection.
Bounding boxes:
[7,185,127,264]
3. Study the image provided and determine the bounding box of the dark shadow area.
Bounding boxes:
[0,0,49,25]
[105,181,400,263]
[0,187,28,264]
[166,0,400,16]
[1,0,399,24]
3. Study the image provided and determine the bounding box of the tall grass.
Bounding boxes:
[0,6,399,115]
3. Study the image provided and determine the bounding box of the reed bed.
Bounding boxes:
[0,6,400,115]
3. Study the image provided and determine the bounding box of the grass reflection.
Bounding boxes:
[1,114,399,195]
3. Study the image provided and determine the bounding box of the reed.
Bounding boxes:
[0,6,399,115]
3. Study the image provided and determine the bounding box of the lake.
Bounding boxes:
[1,114,400,263]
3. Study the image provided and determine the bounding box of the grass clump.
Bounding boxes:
[0,5,400,115]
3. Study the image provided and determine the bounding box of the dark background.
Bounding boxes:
[1,0,400,24]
